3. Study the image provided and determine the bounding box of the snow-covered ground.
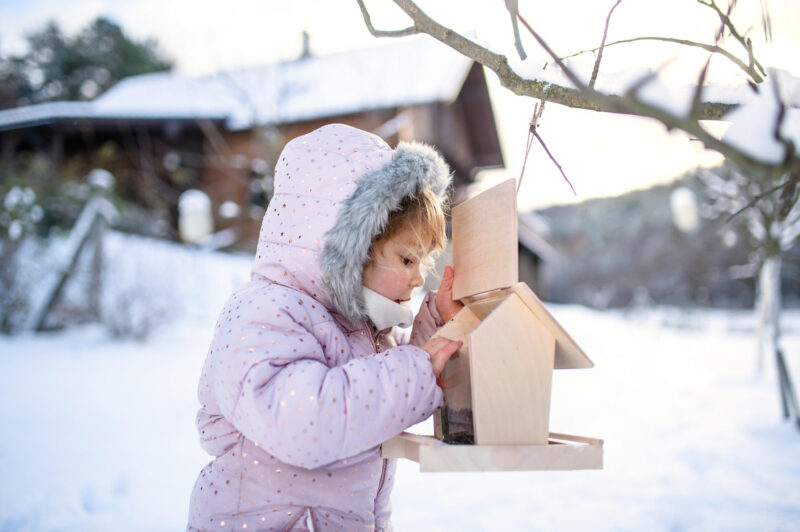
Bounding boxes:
[1,241,799,532]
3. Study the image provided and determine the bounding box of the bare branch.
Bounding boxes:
[517,102,542,193]
[697,0,767,76]
[769,78,799,221]
[624,56,678,99]
[517,14,589,92]
[534,129,577,196]
[518,101,576,195]
[779,174,799,221]
[386,0,731,117]
[714,0,736,43]
[590,0,624,89]
[689,56,712,118]
[375,0,798,182]
[561,36,764,83]
[689,5,729,119]
[769,76,796,165]
[356,0,418,37]
[760,0,774,43]
[725,177,797,223]
[504,0,527,60]
[387,0,602,110]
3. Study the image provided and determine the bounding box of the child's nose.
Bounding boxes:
[410,266,424,288]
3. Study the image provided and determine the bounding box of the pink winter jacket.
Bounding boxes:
[187,124,452,531]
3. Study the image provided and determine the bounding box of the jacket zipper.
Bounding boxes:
[364,319,390,497]
[364,318,381,352]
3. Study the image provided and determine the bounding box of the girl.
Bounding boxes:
[188,123,463,531]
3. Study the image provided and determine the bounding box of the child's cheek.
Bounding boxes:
[379,270,402,294]
[391,270,410,290]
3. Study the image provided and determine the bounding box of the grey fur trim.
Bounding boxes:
[321,141,451,324]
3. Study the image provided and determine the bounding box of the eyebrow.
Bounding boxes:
[398,248,427,260]
[391,237,429,257]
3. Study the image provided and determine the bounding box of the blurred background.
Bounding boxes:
[0,1,799,531]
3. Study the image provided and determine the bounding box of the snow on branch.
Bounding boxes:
[358,0,800,187]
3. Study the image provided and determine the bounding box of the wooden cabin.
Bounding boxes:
[0,37,503,249]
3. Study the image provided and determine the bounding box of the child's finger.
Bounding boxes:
[424,336,458,354]
[441,265,454,288]
[427,336,453,349]
[433,340,462,374]
[434,339,462,357]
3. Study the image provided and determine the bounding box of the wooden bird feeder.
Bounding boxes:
[382,179,603,472]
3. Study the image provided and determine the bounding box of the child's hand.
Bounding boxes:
[436,265,464,323]
[422,336,463,377]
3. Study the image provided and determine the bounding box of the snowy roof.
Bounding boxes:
[0,100,229,132]
[0,102,92,129]
[0,38,473,132]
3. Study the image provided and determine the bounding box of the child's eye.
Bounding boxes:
[401,256,414,266]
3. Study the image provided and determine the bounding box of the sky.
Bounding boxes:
[1,0,798,210]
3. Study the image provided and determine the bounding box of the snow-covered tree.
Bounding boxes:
[700,163,800,372]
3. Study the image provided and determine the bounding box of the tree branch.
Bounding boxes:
[371,0,798,183]
[560,36,764,83]
[517,101,576,195]
[504,0,527,60]
[516,14,589,92]
[697,0,767,76]
[690,56,712,118]
[726,177,797,223]
[386,0,732,118]
[624,56,677,99]
[534,129,577,196]
[590,0,624,89]
[356,0,418,37]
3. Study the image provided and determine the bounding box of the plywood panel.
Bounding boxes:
[451,179,518,300]
[432,306,481,442]
[462,289,508,320]
[432,306,482,343]
[382,432,603,472]
[469,294,555,445]
[510,283,593,369]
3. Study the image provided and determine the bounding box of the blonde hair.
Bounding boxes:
[369,189,447,263]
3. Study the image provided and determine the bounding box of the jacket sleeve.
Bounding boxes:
[210,285,443,470]
[407,290,445,347]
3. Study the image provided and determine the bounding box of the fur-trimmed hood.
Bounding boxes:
[252,123,451,324]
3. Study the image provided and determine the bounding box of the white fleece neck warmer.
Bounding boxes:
[361,286,414,331]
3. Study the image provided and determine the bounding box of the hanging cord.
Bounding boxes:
[517,100,577,197]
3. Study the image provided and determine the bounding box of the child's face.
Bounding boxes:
[363,224,429,304]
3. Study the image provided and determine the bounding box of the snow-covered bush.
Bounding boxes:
[97,231,250,340]
[100,279,173,341]
[1,159,247,337]
[99,233,177,340]
[0,185,45,333]
[1,186,44,240]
